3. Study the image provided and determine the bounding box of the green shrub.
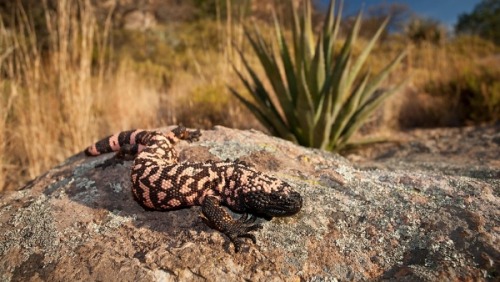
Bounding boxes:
[404,17,446,45]
[425,66,500,124]
[230,0,407,151]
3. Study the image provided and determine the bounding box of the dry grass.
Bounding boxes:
[0,0,162,190]
[346,34,496,130]
[393,36,499,128]
[96,59,161,132]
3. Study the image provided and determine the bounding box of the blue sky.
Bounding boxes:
[317,0,480,28]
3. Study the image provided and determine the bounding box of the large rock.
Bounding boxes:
[0,126,498,281]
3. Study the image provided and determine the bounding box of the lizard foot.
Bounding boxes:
[225,214,262,253]
[172,125,201,142]
[201,197,262,253]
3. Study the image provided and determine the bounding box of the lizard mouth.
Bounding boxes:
[264,194,303,217]
[267,208,299,216]
[244,189,303,217]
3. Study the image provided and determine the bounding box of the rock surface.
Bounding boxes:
[0,126,498,281]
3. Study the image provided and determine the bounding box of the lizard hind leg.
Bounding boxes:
[95,144,139,170]
[200,196,262,253]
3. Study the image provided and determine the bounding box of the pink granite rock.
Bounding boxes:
[0,126,498,281]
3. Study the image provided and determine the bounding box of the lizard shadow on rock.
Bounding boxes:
[42,153,262,254]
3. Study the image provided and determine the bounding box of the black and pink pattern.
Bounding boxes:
[85,126,302,252]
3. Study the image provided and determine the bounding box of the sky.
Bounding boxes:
[317,0,481,28]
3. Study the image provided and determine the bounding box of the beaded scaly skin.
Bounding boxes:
[85,126,302,252]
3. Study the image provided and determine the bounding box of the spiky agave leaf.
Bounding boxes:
[231,0,407,151]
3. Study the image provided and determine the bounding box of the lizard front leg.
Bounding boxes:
[200,196,262,252]
[171,125,201,142]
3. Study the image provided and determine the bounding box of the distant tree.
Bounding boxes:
[405,17,446,45]
[455,0,500,45]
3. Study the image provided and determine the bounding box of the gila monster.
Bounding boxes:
[85,126,302,252]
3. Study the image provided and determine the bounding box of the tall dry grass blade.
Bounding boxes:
[0,0,104,187]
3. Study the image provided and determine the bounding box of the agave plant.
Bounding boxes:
[230,0,407,151]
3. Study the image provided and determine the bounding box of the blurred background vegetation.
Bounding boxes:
[0,0,499,191]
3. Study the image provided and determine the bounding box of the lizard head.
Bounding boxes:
[242,181,302,218]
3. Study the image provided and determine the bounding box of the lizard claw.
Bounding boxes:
[185,129,201,142]
[226,214,262,253]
